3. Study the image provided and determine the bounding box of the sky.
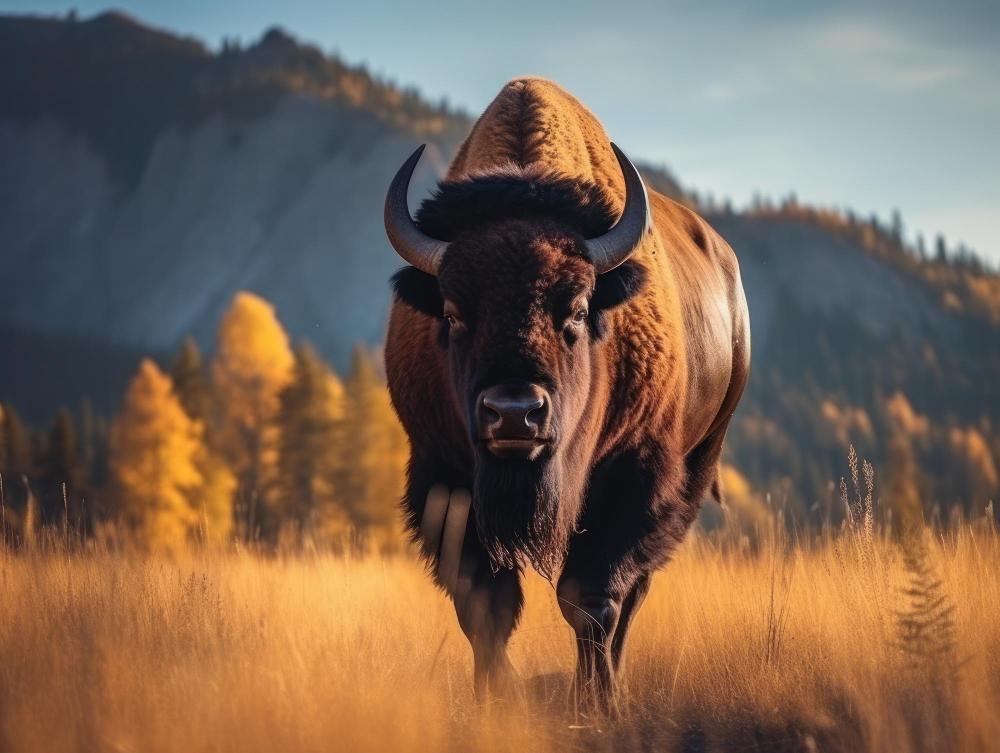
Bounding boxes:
[5,0,999,264]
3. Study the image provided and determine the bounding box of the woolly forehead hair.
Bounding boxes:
[414,169,619,242]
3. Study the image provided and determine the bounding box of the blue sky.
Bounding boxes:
[5,0,998,264]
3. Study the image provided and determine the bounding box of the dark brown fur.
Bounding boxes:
[384,79,750,706]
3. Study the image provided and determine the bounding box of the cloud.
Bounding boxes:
[791,17,968,92]
[701,63,770,104]
[697,14,974,105]
[703,82,741,103]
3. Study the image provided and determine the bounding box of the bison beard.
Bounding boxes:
[472,454,571,579]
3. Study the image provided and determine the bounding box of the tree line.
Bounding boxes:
[0,292,408,551]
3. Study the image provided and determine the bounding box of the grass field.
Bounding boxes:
[1,525,998,753]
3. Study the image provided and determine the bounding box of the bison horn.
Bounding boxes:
[384,144,449,276]
[585,143,652,273]
[385,142,649,276]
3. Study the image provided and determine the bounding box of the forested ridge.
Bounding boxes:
[1,11,996,541]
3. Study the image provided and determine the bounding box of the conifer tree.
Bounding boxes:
[0,404,6,474]
[109,360,203,550]
[212,292,293,541]
[37,408,86,531]
[79,399,109,494]
[275,342,348,542]
[0,403,35,541]
[0,403,32,479]
[187,449,236,545]
[935,234,948,263]
[339,346,408,546]
[0,403,17,542]
[890,208,904,247]
[170,337,235,544]
[171,337,211,423]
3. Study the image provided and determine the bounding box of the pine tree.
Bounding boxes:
[170,337,235,544]
[109,359,204,550]
[0,403,36,543]
[0,404,6,474]
[79,399,109,492]
[896,528,957,674]
[170,337,211,423]
[275,342,348,543]
[339,346,408,547]
[187,448,236,545]
[1,403,11,543]
[37,408,87,532]
[212,292,293,541]
[935,234,948,263]
[890,208,904,247]
[0,403,32,478]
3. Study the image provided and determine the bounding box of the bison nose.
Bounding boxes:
[477,383,551,442]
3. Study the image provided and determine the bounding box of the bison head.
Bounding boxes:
[385,145,650,573]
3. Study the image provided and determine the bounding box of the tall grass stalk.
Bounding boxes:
[0,519,997,753]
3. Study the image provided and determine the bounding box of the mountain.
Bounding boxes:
[1,11,997,516]
[0,12,463,417]
[712,208,999,518]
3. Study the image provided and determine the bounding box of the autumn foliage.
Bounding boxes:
[109,359,203,549]
[0,291,407,551]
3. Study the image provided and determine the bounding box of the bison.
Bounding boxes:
[383,78,750,706]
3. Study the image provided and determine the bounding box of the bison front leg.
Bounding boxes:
[556,567,631,712]
[556,446,688,713]
[555,572,651,711]
[419,484,524,702]
[454,551,522,701]
[610,573,651,672]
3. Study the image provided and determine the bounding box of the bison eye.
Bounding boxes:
[442,301,467,337]
[444,312,467,337]
[573,308,588,324]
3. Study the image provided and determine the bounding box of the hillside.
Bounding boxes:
[713,210,1000,518]
[0,11,996,517]
[0,11,462,404]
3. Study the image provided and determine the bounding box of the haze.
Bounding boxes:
[4,0,998,263]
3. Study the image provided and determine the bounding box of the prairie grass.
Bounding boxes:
[0,525,998,753]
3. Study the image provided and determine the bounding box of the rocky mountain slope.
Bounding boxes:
[1,11,996,513]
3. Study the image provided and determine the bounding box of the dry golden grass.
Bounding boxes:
[1,527,998,753]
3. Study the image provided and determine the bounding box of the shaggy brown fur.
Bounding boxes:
[384,78,750,705]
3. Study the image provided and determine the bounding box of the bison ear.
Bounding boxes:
[589,261,647,338]
[391,266,444,317]
[592,260,646,312]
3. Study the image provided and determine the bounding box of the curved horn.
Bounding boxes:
[384,144,448,276]
[585,143,652,273]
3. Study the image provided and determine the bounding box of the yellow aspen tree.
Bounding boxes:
[109,359,203,550]
[212,292,293,542]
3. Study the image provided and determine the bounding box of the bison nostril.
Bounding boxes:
[482,404,502,426]
[526,402,546,428]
